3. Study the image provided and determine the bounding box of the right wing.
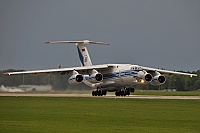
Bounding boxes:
[141,66,197,77]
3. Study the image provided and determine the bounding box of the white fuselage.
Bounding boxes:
[84,64,143,91]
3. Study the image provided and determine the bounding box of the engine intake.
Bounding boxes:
[137,71,153,82]
[89,73,103,83]
[150,72,166,86]
[157,75,166,83]
[68,74,84,85]
[144,74,153,82]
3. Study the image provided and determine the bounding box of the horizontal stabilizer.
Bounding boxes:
[45,40,109,45]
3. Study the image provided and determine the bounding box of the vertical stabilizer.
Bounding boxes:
[76,45,92,66]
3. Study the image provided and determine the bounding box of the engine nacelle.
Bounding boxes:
[89,73,103,83]
[137,70,153,82]
[68,74,84,85]
[150,73,166,86]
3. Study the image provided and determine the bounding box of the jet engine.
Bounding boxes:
[89,69,103,83]
[68,70,84,85]
[137,70,153,82]
[150,72,166,86]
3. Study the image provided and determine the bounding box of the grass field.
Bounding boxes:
[134,90,200,96]
[0,97,200,133]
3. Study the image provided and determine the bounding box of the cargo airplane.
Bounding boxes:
[5,40,197,96]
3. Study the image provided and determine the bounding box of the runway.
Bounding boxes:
[0,93,200,100]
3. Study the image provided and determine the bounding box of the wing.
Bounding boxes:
[4,64,113,75]
[141,66,197,77]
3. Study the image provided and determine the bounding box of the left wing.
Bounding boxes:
[4,64,113,75]
[141,66,197,77]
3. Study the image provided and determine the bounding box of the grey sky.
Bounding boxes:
[0,0,199,71]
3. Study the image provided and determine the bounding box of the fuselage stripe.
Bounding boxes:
[103,70,137,79]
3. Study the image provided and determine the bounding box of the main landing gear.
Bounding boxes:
[115,90,130,96]
[92,90,107,96]
[115,88,135,97]
[91,88,135,97]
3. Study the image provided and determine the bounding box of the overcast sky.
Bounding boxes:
[0,0,199,71]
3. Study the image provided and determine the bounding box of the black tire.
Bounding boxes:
[92,91,95,96]
[97,90,101,96]
[130,88,135,93]
[115,91,119,96]
[119,91,124,96]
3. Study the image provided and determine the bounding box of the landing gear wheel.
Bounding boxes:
[97,90,101,96]
[92,91,97,96]
[125,90,130,96]
[92,91,95,96]
[130,88,135,93]
[115,91,119,96]
[115,90,127,96]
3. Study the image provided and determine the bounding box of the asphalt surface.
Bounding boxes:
[0,93,200,100]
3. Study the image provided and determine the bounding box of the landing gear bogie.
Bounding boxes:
[115,90,128,96]
[92,90,107,96]
[115,88,133,97]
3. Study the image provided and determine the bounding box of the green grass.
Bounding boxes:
[134,90,200,96]
[0,97,200,133]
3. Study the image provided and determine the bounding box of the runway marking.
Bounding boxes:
[0,93,199,100]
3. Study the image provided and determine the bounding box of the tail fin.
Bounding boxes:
[45,40,109,66]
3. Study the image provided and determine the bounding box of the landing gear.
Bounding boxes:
[115,90,130,96]
[126,87,135,93]
[91,87,134,97]
[115,88,134,96]
[92,90,107,96]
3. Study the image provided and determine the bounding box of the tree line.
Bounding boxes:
[0,69,200,91]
